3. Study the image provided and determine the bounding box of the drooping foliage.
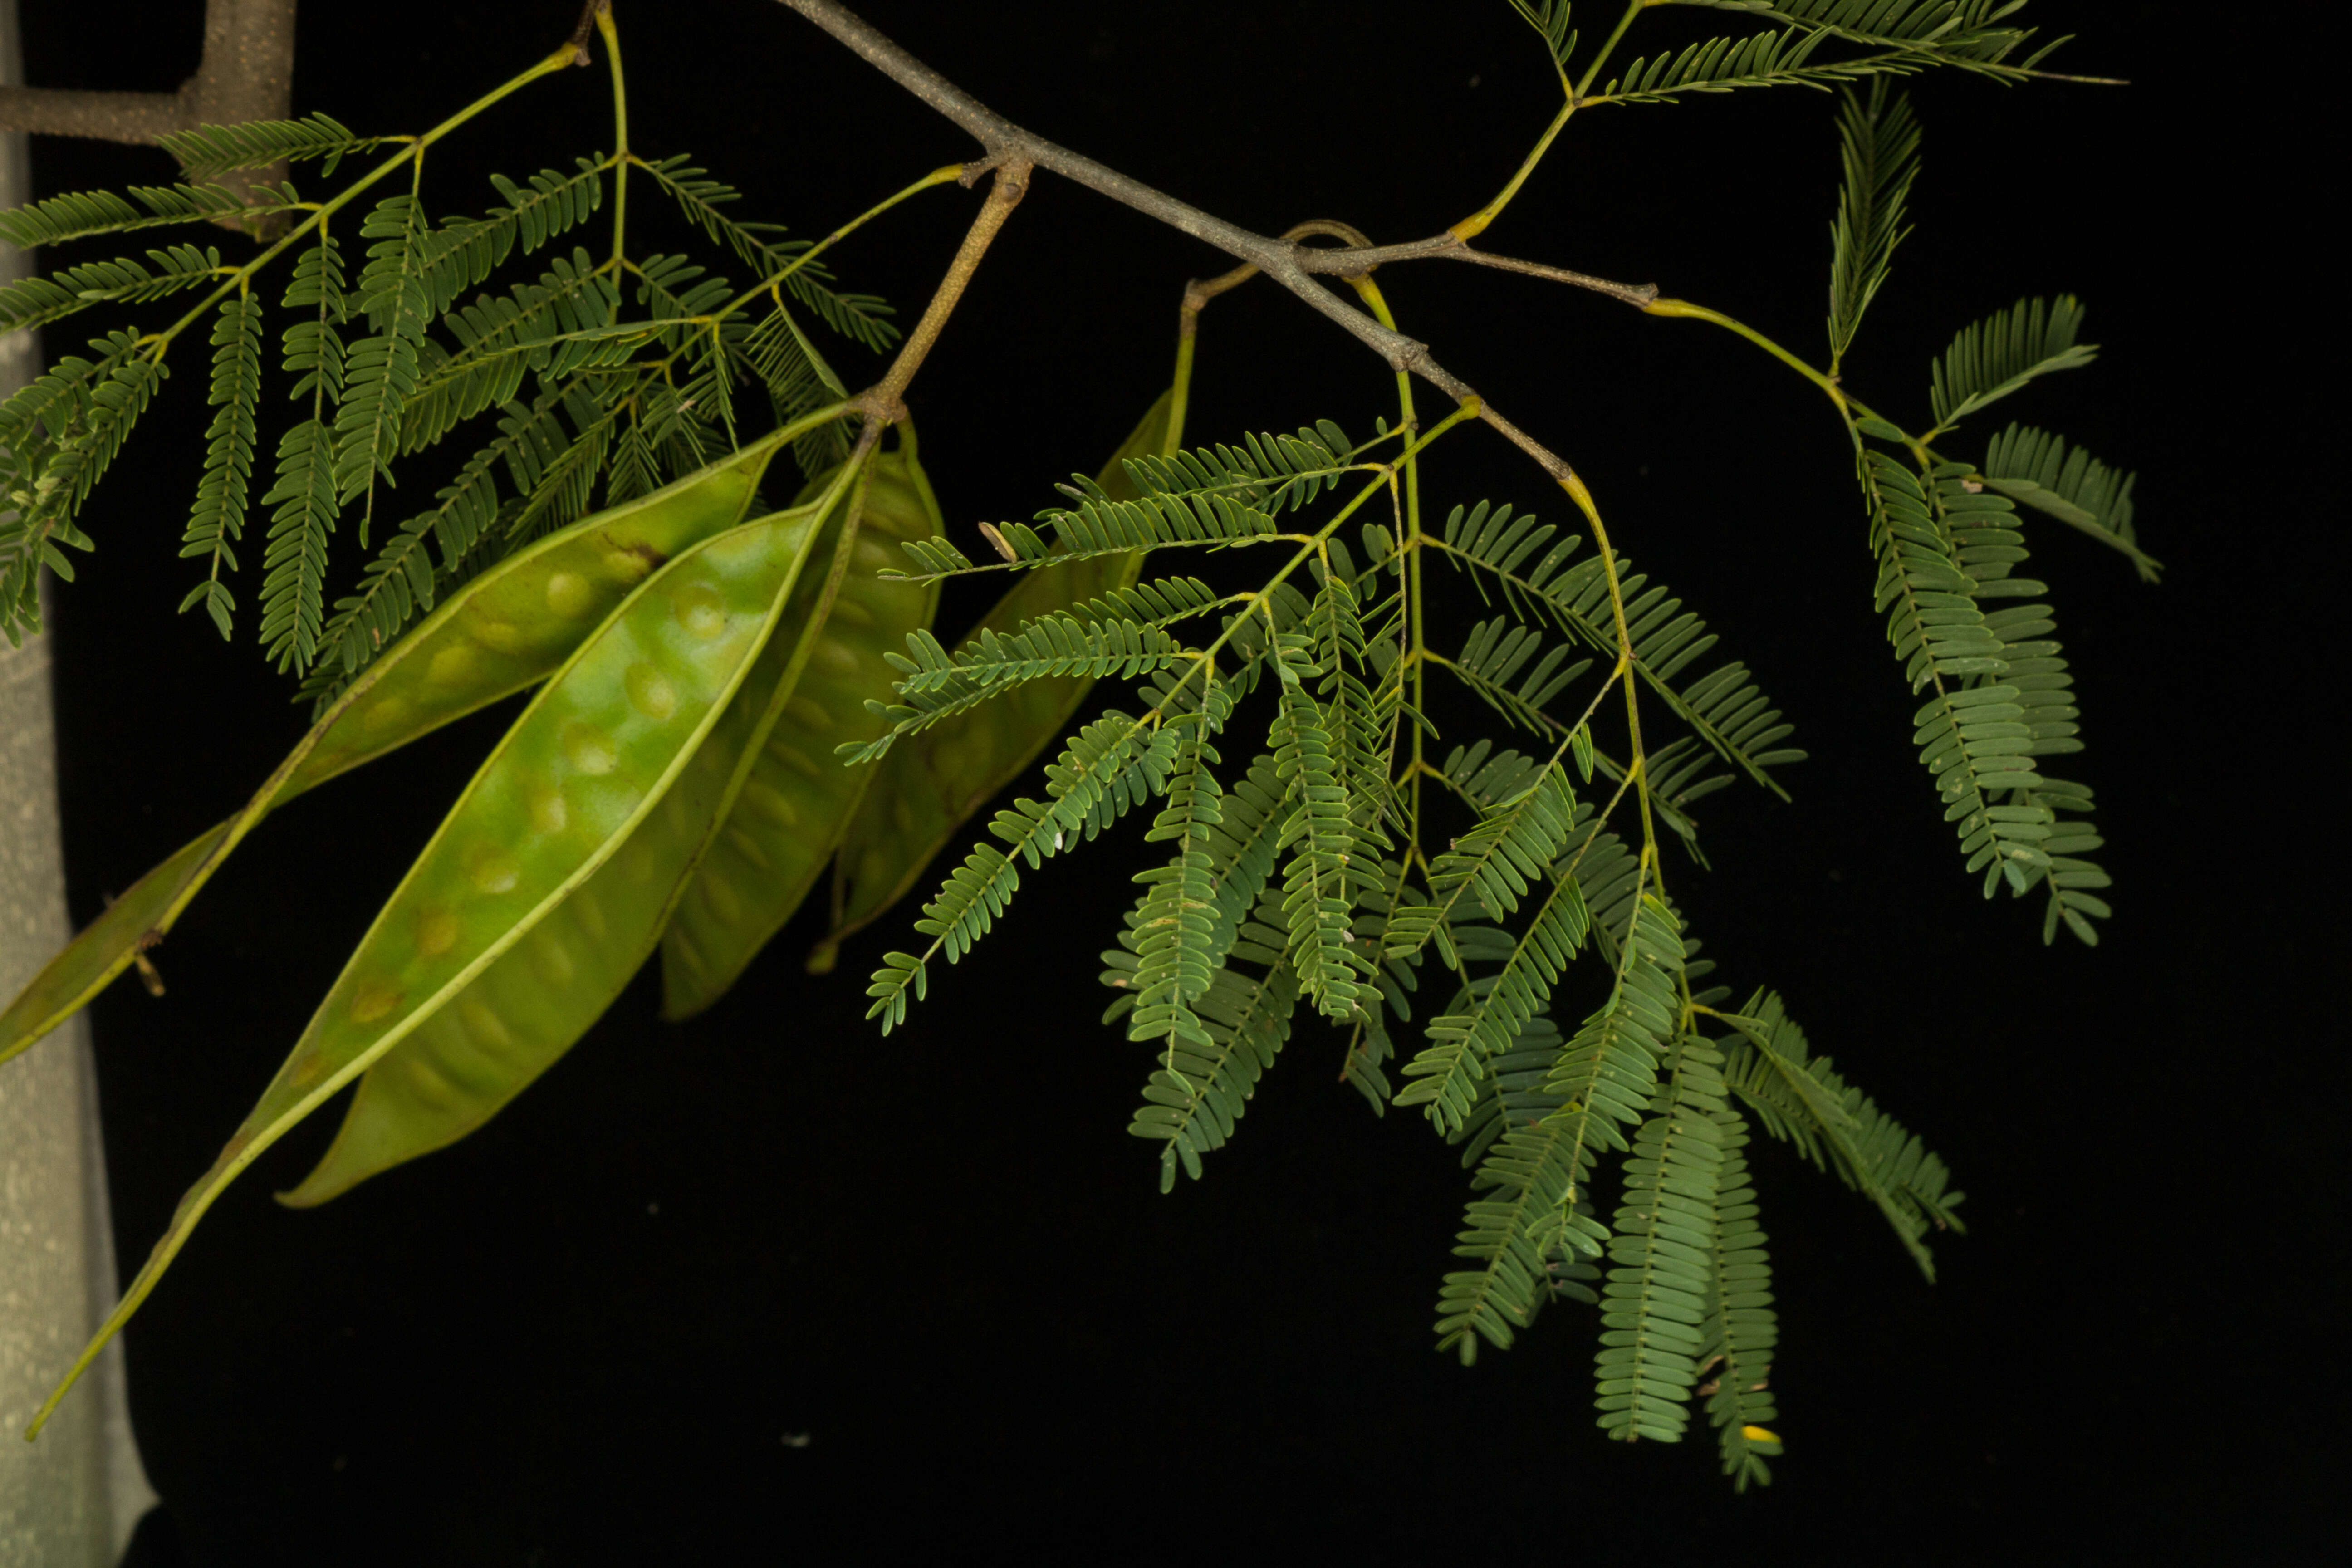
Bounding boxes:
[0,0,2138,1495]
[0,57,894,682]
[848,6,2131,1490]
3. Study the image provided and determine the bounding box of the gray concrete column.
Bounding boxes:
[0,0,161,1557]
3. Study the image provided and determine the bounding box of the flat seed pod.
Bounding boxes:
[0,827,230,1052]
[808,389,1180,970]
[29,489,834,1434]
[657,441,946,1018]
[281,444,918,1202]
[0,418,826,1067]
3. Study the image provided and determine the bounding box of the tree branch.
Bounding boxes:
[1321,237,1660,308]
[775,0,1619,491]
[0,0,293,143]
[185,0,295,137]
[0,0,294,232]
[776,0,1422,374]
[864,158,1030,421]
[0,87,186,143]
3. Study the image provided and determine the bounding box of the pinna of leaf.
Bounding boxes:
[24,419,877,1435]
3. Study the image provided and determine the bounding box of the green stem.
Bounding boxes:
[1349,279,1421,549]
[598,6,630,268]
[1574,0,1650,98]
[1644,298,1846,407]
[1553,736,1642,892]
[1549,455,1661,895]
[704,163,966,329]
[1139,402,1481,723]
[1166,314,1197,455]
[1643,296,1937,464]
[1345,274,1426,865]
[1451,0,1651,241]
[1452,98,1573,241]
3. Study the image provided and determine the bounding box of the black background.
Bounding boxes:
[12,0,2337,1561]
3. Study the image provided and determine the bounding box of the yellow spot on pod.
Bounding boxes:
[700,867,745,924]
[742,779,798,828]
[673,583,728,640]
[815,637,861,677]
[572,890,609,945]
[544,570,595,617]
[350,980,403,1024]
[725,825,770,870]
[670,929,708,972]
[471,850,521,894]
[665,786,695,832]
[825,596,876,629]
[287,1049,327,1086]
[625,833,663,883]
[626,662,678,720]
[563,721,617,776]
[473,618,526,653]
[787,695,833,731]
[298,744,350,777]
[892,796,918,834]
[427,644,478,686]
[396,1053,459,1110]
[531,931,575,987]
[362,695,411,734]
[857,844,890,887]
[528,787,568,834]
[424,1005,470,1053]
[768,740,823,780]
[415,907,460,957]
[853,537,895,570]
[459,997,513,1052]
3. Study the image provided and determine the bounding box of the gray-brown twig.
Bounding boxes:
[774,0,1639,491]
[866,158,1031,421]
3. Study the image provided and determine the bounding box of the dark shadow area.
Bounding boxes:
[118,1506,188,1568]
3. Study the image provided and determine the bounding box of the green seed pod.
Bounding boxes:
[280,436,937,1202]
[657,438,946,1018]
[0,419,829,1068]
[807,389,1179,971]
[29,480,840,1435]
